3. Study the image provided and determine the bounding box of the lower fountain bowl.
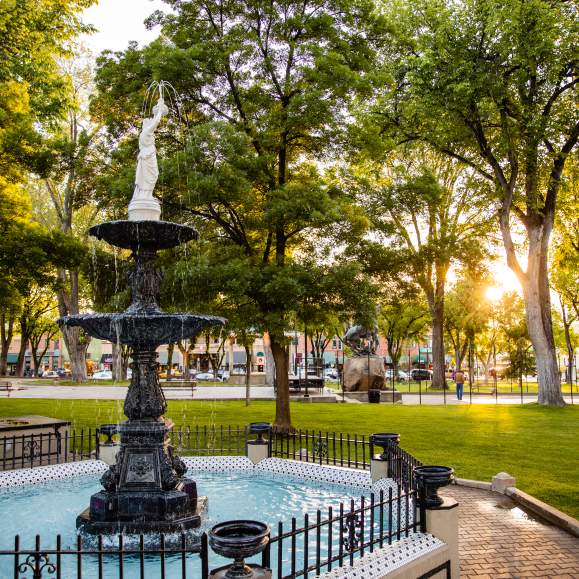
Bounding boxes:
[59,312,226,347]
[209,520,270,560]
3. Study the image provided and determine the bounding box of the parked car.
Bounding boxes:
[409,369,432,381]
[56,368,71,377]
[43,370,60,378]
[92,370,113,380]
[195,372,218,381]
[217,369,230,382]
[385,369,409,381]
[324,368,339,380]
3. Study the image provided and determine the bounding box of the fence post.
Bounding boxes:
[96,424,120,465]
[369,433,400,483]
[246,423,271,464]
[415,465,459,579]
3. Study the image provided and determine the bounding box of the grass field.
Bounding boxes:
[1,400,577,519]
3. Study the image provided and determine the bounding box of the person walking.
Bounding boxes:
[455,369,465,401]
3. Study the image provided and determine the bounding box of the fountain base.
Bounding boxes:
[76,496,208,534]
[77,419,204,535]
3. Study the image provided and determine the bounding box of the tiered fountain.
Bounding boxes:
[59,84,225,534]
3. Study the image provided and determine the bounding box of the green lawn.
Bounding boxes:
[1,400,577,519]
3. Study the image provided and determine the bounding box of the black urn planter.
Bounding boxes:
[368,389,381,404]
[414,465,455,508]
[98,424,119,445]
[370,432,400,460]
[249,422,271,444]
[209,520,270,578]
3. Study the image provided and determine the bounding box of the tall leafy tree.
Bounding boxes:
[42,56,105,382]
[444,272,492,377]
[371,0,578,405]
[92,0,375,429]
[378,281,429,377]
[351,155,491,388]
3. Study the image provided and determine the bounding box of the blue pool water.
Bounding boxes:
[0,472,372,578]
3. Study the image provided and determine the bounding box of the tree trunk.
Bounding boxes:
[16,337,27,377]
[112,342,121,381]
[178,342,190,377]
[61,325,89,383]
[57,270,88,382]
[428,293,447,389]
[228,339,235,373]
[0,312,15,376]
[520,235,565,406]
[455,344,461,371]
[167,343,174,379]
[244,344,251,406]
[270,334,292,431]
[561,304,574,386]
[264,333,275,386]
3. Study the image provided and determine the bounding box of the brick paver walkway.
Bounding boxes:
[444,485,579,578]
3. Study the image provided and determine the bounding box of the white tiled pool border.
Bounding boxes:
[0,456,399,496]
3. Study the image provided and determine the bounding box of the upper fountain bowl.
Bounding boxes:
[90,220,198,251]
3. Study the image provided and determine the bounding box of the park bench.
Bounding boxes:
[0,381,15,392]
[161,380,197,397]
[288,377,325,395]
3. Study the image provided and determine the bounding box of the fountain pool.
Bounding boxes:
[0,469,378,578]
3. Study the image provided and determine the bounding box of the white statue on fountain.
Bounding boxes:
[128,85,169,221]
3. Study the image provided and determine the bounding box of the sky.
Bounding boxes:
[80,0,168,55]
[79,1,523,298]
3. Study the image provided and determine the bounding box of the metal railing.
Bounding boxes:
[0,427,422,492]
[0,429,97,471]
[1,533,209,579]
[262,486,422,578]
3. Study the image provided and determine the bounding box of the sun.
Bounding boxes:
[485,286,504,302]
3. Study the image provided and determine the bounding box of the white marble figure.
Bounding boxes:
[128,90,169,221]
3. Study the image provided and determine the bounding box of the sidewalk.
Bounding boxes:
[1,383,276,400]
[1,382,575,405]
[445,485,579,578]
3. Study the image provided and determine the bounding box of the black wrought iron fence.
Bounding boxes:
[0,427,422,494]
[270,430,371,470]
[0,429,97,471]
[1,533,209,579]
[262,486,422,579]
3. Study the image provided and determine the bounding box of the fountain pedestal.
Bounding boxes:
[78,420,207,533]
[60,220,225,534]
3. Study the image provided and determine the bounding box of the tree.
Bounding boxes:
[353,156,491,388]
[29,317,59,376]
[378,282,429,377]
[444,272,491,380]
[41,56,106,383]
[0,185,84,375]
[16,286,58,376]
[0,0,94,191]
[0,1,95,379]
[498,292,535,389]
[92,0,375,430]
[373,0,577,405]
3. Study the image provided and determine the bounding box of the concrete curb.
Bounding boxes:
[505,487,579,538]
[453,477,579,538]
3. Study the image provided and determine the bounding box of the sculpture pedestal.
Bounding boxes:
[343,356,385,391]
[128,197,161,221]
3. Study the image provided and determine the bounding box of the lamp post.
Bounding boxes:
[304,325,309,398]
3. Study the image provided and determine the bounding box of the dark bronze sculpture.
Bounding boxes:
[343,324,380,356]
